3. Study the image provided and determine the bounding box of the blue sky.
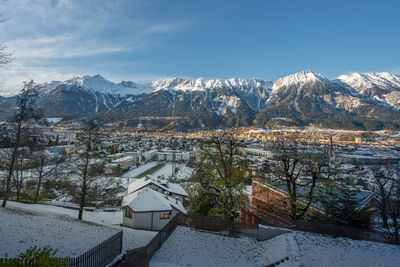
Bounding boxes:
[0,0,399,94]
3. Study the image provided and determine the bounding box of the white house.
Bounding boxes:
[142,149,158,162]
[112,155,137,169]
[121,187,187,231]
[157,151,191,162]
[127,175,188,204]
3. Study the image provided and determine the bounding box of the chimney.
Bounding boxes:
[175,196,179,204]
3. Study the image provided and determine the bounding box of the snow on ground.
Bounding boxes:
[0,207,118,257]
[288,230,400,267]
[151,226,289,267]
[152,163,174,178]
[1,201,157,257]
[175,164,193,181]
[7,201,122,225]
[122,162,158,178]
[151,226,400,267]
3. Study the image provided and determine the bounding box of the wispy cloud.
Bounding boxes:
[145,21,189,34]
[0,0,192,94]
[8,35,131,59]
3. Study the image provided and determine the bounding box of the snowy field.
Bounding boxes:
[122,162,158,178]
[289,230,400,267]
[1,201,156,258]
[151,226,289,267]
[175,164,193,181]
[0,207,118,257]
[121,162,192,181]
[152,163,174,178]
[151,226,400,267]
[152,163,193,180]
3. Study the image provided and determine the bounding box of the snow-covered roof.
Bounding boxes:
[122,187,187,214]
[168,196,187,215]
[112,156,135,163]
[122,188,172,212]
[127,176,188,197]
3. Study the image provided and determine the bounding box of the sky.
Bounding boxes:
[0,0,400,95]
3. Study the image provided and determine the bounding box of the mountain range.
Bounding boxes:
[0,70,399,131]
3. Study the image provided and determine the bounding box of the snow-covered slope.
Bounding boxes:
[1,71,400,129]
[39,74,154,96]
[336,72,400,109]
[272,70,329,93]
[337,72,400,94]
[151,77,272,114]
[153,77,272,94]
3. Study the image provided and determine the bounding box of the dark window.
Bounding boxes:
[125,207,132,218]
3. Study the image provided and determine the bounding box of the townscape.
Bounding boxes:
[1,114,400,266]
[1,1,400,266]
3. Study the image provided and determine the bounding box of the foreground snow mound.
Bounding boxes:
[288,230,400,267]
[150,226,400,267]
[1,201,157,255]
[0,207,118,257]
[150,226,289,267]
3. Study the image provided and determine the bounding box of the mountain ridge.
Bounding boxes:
[1,71,399,131]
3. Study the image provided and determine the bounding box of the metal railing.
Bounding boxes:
[0,231,123,267]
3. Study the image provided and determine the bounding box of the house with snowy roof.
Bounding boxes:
[127,175,188,204]
[121,187,187,231]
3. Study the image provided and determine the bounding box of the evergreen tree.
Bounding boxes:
[318,175,370,227]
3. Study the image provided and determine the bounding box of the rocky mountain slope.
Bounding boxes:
[0,71,399,130]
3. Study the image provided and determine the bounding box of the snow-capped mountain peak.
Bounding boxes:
[336,72,400,92]
[152,77,273,94]
[50,74,153,96]
[63,74,122,94]
[272,70,329,92]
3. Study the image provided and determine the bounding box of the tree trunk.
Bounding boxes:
[34,156,45,203]
[2,122,22,207]
[78,128,92,220]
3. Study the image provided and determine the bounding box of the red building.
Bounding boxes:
[240,179,375,229]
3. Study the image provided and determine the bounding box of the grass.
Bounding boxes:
[135,163,166,178]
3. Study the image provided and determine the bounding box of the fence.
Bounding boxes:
[178,214,259,236]
[119,214,179,266]
[0,231,123,267]
[290,219,395,244]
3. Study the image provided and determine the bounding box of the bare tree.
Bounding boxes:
[0,13,13,87]
[31,145,62,203]
[13,149,26,201]
[371,167,395,229]
[265,132,331,220]
[389,172,400,244]
[66,120,105,220]
[371,166,400,244]
[1,81,42,207]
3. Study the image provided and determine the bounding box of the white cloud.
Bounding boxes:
[0,0,192,95]
[0,61,77,95]
[8,35,131,59]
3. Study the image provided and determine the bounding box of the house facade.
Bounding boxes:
[121,187,186,231]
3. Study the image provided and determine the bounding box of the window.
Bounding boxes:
[125,207,132,218]
[160,211,171,219]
